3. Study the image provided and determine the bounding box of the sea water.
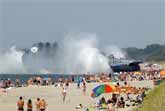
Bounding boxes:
[0,74,84,84]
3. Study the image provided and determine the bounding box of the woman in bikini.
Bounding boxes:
[27,99,33,111]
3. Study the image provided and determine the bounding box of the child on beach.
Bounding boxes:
[17,96,24,111]
[27,99,33,111]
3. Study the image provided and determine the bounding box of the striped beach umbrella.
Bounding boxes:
[91,84,116,98]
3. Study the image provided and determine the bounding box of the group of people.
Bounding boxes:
[98,95,125,111]
[61,78,87,103]
[0,71,159,111]
[76,77,87,95]
[17,97,47,111]
[27,77,53,86]
[0,70,161,89]
[116,71,161,82]
[92,81,147,111]
[0,78,14,88]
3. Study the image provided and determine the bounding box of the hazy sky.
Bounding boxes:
[0,0,165,49]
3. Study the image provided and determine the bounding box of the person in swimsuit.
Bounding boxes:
[39,99,47,111]
[35,98,40,111]
[17,96,24,111]
[82,82,86,95]
[27,99,33,111]
[62,87,67,103]
[107,100,115,111]
[117,97,125,108]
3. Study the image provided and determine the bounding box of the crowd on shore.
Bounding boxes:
[0,70,164,111]
[88,81,147,111]
[0,70,163,88]
[17,96,47,111]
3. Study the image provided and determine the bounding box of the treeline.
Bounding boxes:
[124,44,165,62]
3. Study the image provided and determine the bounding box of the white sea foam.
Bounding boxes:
[0,32,126,74]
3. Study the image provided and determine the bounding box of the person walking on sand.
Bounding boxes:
[35,98,40,111]
[62,86,67,103]
[27,99,33,111]
[62,86,67,102]
[17,96,24,111]
[82,81,86,95]
[39,99,47,111]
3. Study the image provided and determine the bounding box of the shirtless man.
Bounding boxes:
[39,99,47,111]
[35,98,40,111]
[17,96,24,111]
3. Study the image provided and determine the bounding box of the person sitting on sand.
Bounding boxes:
[99,97,107,107]
[27,99,33,111]
[17,96,24,111]
[35,98,40,111]
[39,99,47,111]
[116,82,120,87]
[117,97,125,108]
[124,82,130,88]
[107,100,115,111]
[111,93,117,105]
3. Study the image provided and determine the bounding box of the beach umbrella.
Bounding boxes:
[91,84,116,98]
[160,70,165,77]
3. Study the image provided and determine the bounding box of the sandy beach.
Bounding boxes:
[0,81,154,111]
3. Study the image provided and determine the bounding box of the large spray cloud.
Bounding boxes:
[103,45,126,59]
[0,32,126,74]
[0,46,26,73]
[55,33,110,74]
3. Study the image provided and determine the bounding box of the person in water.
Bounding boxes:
[27,99,33,111]
[17,96,24,111]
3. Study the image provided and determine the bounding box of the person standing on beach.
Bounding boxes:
[39,99,47,111]
[17,96,24,111]
[77,78,80,89]
[27,99,33,111]
[62,86,67,103]
[35,98,40,111]
[16,79,20,87]
[82,81,86,95]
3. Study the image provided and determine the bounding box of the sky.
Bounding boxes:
[0,0,165,50]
